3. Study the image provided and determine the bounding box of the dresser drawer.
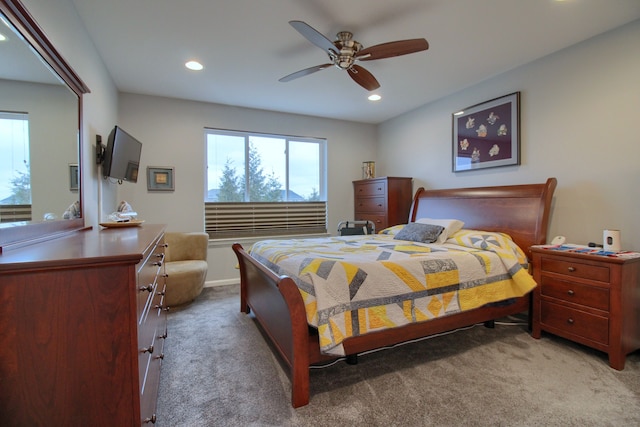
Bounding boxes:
[541,300,609,345]
[540,276,609,312]
[354,180,386,197]
[540,257,610,282]
[355,196,385,212]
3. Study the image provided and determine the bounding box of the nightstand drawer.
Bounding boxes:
[540,257,610,282]
[541,300,609,345]
[355,197,385,212]
[354,181,386,197]
[540,276,609,312]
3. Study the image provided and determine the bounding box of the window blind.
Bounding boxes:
[0,204,32,223]
[205,201,327,238]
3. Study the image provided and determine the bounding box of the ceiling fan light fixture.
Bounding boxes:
[185,60,204,71]
[368,94,381,101]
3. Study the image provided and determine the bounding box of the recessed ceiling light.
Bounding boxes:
[185,60,204,71]
[368,94,381,101]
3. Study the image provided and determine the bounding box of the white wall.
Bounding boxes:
[379,19,640,252]
[114,94,377,284]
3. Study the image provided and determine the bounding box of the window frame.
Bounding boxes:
[204,128,327,239]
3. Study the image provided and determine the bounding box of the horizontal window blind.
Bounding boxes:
[0,204,32,223]
[205,202,327,238]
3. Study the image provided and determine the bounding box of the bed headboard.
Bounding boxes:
[409,178,557,258]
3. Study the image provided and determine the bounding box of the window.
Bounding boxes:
[205,129,327,238]
[0,112,31,222]
[0,112,31,205]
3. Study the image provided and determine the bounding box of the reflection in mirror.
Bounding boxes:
[0,0,89,252]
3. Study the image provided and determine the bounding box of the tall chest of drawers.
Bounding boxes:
[353,176,413,232]
[531,247,640,370]
[0,224,168,426]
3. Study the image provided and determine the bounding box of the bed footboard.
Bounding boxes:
[232,243,312,407]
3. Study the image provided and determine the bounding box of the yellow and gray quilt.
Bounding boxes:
[249,229,536,356]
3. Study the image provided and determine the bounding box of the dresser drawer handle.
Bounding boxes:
[567,318,574,325]
[143,414,157,424]
[567,290,575,296]
[141,345,154,354]
[139,284,153,293]
[567,267,576,272]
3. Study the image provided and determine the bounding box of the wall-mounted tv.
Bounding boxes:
[102,126,142,183]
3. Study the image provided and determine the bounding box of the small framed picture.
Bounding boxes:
[69,163,79,191]
[147,166,175,192]
[452,92,520,172]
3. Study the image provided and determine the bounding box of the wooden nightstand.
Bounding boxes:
[531,247,640,370]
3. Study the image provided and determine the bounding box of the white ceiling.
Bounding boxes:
[69,0,640,124]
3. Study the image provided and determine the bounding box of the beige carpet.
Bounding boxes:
[156,285,640,426]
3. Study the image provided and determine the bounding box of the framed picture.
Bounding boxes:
[69,163,79,191]
[147,166,175,191]
[452,92,520,172]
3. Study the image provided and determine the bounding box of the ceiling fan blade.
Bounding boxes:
[356,38,429,61]
[289,20,338,55]
[279,63,333,82]
[348,64,380,91]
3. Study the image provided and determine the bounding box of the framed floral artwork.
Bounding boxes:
[452,92,520,172]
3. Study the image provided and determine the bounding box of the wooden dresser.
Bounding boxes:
[353,176,413,232]
[0,224,168,426]
[531,247,640,370]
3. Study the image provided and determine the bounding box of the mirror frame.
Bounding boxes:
[0,0,90,252]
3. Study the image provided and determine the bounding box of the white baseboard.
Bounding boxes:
[204,279,239,288]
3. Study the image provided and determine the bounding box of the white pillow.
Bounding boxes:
[415,218,465,244]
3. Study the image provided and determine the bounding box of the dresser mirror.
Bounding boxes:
[0,0,89,251]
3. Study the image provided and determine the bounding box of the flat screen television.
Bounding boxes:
[102,126,142,183]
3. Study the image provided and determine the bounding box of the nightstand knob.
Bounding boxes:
[567,318,574,325]
[567,290,575,296]
[567,267,576,272]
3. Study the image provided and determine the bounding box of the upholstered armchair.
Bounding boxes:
[164,232,209,306]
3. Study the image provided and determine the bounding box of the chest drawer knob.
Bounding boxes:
[567,289,575,296]
[567,318,574,325]
[567,266,576,272]
[139,284,153,293]
[141,345,154,354]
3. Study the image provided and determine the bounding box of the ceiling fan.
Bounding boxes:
[279,20,429,91]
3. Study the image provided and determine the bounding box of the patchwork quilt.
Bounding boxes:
[249,229,536,356]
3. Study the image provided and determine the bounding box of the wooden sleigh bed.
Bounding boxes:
[232,178,557,407]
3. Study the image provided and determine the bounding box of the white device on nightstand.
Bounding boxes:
[551,235,566,245]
